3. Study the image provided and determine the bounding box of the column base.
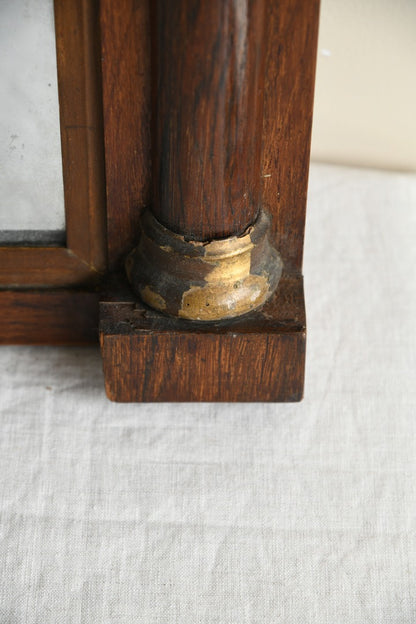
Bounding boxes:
[99,272,306,402]
[125,209,282,321]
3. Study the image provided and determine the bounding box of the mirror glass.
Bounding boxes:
[0,0,65,245]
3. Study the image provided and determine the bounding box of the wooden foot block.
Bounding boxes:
[99,273,306,402]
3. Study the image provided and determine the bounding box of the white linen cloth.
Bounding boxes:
[0,163,415,623]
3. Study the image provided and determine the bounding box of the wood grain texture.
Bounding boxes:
[100,0,151,269]
[100,274,305,402]
[54,0,107,272]
[262,0,320,270]
[0,0,107,343]
[0,290,99,344]
[0,0,107,291]
[0,248,100,288]
[152,0,266,240]
[100,0,319,268]
[99,0,320,401]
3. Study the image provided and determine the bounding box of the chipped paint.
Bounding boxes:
[179,274,270,320]
[126,208,282,321]
[140,285,167,311]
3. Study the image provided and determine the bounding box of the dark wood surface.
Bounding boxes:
[0,248,100,288]
[100,0,319,269]
[0,0,107,290]
[100,274,306,402]
[99,0,319,401]
[55,0,107,272]
[100,0,151,269]
[152,0,266,239]
[1,0,318,401]
[0,0,107,342]
[262,0,320,270]
[0,290,99,345]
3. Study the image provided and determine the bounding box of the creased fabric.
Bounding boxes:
[0,163,415,623]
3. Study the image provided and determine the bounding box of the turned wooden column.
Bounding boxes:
[126,0,282,321]
[100,0,319,402]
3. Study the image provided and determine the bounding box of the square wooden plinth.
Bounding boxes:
[99,273,306,402]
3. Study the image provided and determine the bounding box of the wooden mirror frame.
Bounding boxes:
[0,0,106,344]
[0,0,319,401]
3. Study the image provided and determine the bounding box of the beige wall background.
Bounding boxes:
[311,0,416,172]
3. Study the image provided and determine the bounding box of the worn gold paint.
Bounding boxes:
[179,273,270,320]
[140,285,167,310]
[126,208,282,321]
[178,234,271,320]
[160,245,173,254]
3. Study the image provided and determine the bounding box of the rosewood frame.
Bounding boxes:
[0,0,320,400]
[0,0,106,344]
